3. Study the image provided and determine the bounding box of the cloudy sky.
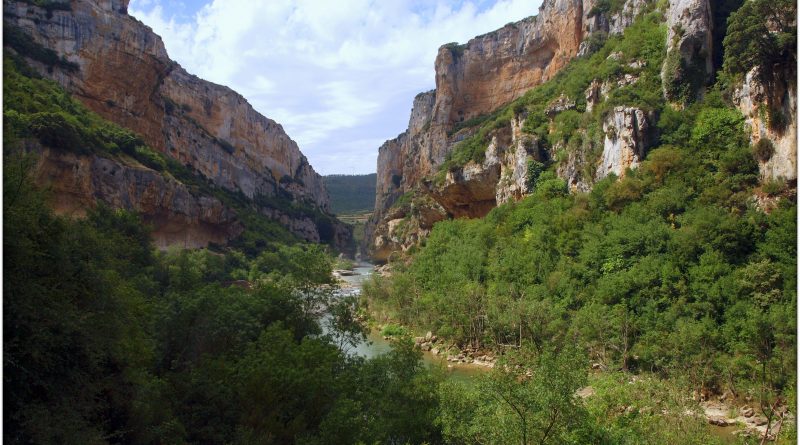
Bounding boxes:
[129,0,543,175]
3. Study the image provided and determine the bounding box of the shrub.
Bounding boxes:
[442,42,466,58]
[380,324,408,337]
[753,138,775,162]
[691,107,747,152]
[134,146,167,171]
[525,159,545,191]
[762,179,786,196]
[28,111,88,154]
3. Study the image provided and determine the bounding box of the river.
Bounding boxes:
[336,262,488,382]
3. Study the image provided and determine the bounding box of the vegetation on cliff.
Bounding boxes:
[3,54,341,252]
[363,2,797,443]
[438,8,666,181]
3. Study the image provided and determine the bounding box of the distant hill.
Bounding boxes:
[323,174,377,215]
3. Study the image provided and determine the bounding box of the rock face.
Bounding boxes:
[31,143,241,249]
[368,0,650,260]
[662,0,714,100]
[430,116,542,218]
[596,107,655,180]
[5,0,348,248]
[734,68,798,182]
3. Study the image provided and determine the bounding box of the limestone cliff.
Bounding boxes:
[29,142,241,249]
[5,0,348,249]
[595,107,655,181]
[734,68,797,182]
[367,0,651,262]
[662,0,714,101]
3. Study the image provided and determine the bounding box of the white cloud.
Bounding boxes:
[129,0,542,174]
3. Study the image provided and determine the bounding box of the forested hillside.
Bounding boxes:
[323,174,377,214]
[362,0,797,443]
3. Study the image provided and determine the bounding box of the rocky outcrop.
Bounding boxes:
[580,0,651,55]
[369,197,447,263]
[430,116,542,218]
[596,107,655,180]
[734,68,798,182]
[662,0,714,101]
[5,0,350,249]
[30,144,241,249]
[368,0,651,260]
[431,161,501,219]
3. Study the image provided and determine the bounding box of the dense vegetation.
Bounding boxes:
[4,154,747,444]
[4,153,447,444]
[364,2,796,443]
[4,1,796,444]
[323,173,377,215]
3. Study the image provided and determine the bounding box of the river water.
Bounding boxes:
[337,262,487,381]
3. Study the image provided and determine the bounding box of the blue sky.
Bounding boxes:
[129,0,543,175]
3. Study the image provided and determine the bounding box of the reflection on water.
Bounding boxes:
[337,262,488,382]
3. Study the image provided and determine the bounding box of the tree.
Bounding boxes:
[723,0,796,83]
[439,347,591,445]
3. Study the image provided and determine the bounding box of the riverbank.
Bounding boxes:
[334,262,492,379]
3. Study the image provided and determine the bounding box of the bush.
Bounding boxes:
[28,111,88,154]
[753,138,775,161]
[525,159,545,191]
[723,0,796,83]
[761,179,785,196]
[380,324,408,337]
[134,146,167,171]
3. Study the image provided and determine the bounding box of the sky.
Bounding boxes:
[128,0,543,175]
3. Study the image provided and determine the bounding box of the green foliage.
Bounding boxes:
[438,10,666,179]
[663,47,707,104]
[438,347,594,445]
[3,55,159,163]
[588,0,626,17]
[4,157,442,444]
[367,67,797,415]
[3,55,346,253]
[585,373,728,444]
[722,0,796,83]
[442,133,490,173]
[323,173,377,214]
[690,107,747,152]
[525,159,545,191]
[762,178,786,196]
[443,41,466,57]
[380,323,409,337]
